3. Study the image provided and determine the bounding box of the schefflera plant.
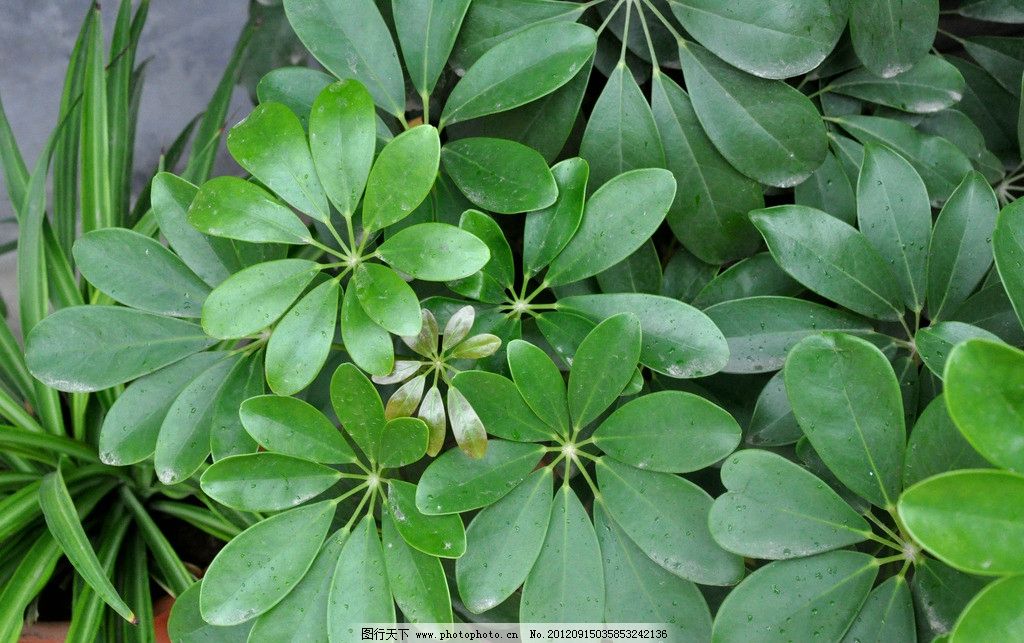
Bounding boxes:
[171,363,465,639]
[706,331,997,642]
[374,305,501,458]
[414,313,743,635]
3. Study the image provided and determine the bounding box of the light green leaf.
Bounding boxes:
[849,0,938,77]
[841,576,915,643]
[241,394,356,464]
[951,575,1024,643]
[168,583,252,643]
[416,440,545,514]
[506,339,570,436]
[352,263,422,336]
[386,480,465,558]
[451,0,586,69]
[340,284,394,376]
[377,223,490,281]
[328,515,395,638]
[330,363,387,463]
[381,510,452,624]
[441,137,557,214]
[993,196,1024,329]
[266,278,339,395]
[393,0,471,94]
[832,55,964,112]
[309,80,376,216]
[452,370,557,442]
[362,125,440,232]
[202,259,320,339]
[188,176,311,244]
[256,67,334,128]
[379,417,429,468]
[568,313,641,428]
[201,453,341,512]
[915,321,999,379]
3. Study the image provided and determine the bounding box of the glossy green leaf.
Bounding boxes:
[912,557,988,642]
[927,171,999,320]
[202,259,320,339]
[241,394,356,464]
[451,0,586,68]
[747,371,804,447]
[750,205,904,321]
[340,284,394,376]
[74,229,210,317]
[188,176,311,244]
[849,0,938,77]
[598,458,744,586]
[559,293,729,378]
[328,515,395,638]
[993,197,1024,329]
[568,313,641,428]
[915,322,999,379]
[706,296,871,374]
[227,101,328,221]
[393,0,471,94]
[441,137,557,214]
[594,391,740,473]
[713,551,877,641]
[678,41,827,188]
[832,55,964,113]
[951,575,1024,643]
[308,80,376,217]
[580,64,665,189]
[330,363,387,462]
[523,157,588,277]
[266,278,339,395]
[201,453,341,512]
[379,417,429,468]
[794,150,857,225]
[899,469,1024,575]
[201,501,335,625]
[841,576,916,643]
[440,22,596,126]
[709,449,870,559]
[957,0,1024,22]
[904,395,990,487]
[256,67,334,128]
[352,263,422,336]
[456,468,552,613]
[546,168,675,286]
[377,223,490,280]
[386,480,465,558]
[362,125,440,232]
[660,247,718,302]
[211,352,264,460]
[381,510,452,624]
[167,583,252,643]
[520,486,604,622]
[151,172,235,287]
[416,440,545,514]
[944,339,1024,471]
[785,332,906,508]
[857,143,932,312]
[26,306,216,392]
[596,241,663,294]
[452,370,556,442]
[283,0,405,116]
[693,253,802,308]
[669,0,847,79]
[506,339,570,436]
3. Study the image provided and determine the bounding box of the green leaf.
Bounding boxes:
[849,0,938,77]
[201,501,335,625]
[651,73,762,264]
[669,0,847,79]
[678,41,827,188]
[452,0,586,68]
[211,352,264,460]
[523,158,588,277]
[256,67,334,128]
[713,551,878,641]
[944,339,1024,471]
[951,575,1024,643]
[379,417,429,468]
[927,171,999,320]
[546,168,675,286]
[456,468,552,613]
[915,321,999,379]
[188,176,311,244]
[857,143,932,312]
[452,370,556,442]
[520,486,604,622]
[785,332,906,508]
[393,0,471,94]
[957,0,1024,22]
[26,306,216,392]
[709,449,870,559]
[596,241,663,294]
[794,150,857,225]
[705,296,871,374]
[74,229,210,317]
[841,576,915,643]
[330,363,387,463]
[594,504,712,639]
[440,22,596,126]
[693,252,802,308]
[227,101,328,221]
[593,390,740,473]
[377,223,490,281]
[80,6,111,233]
[249,528,348,642]
[39,468,135,623]
[579,64,665,189]
[168,583,252,643]
[283,0,405,116]
[454,209,516,293]
[506,339,571,436]
[386,480,465,558]
[328,515,395,637]
[308,80,376,216]
[899,469,1024,575]
[340,284,394,377]
[241,394,356,464]
[558,293,729,378]
[832,55,965,113]
[265,278,338,395]
[660,247,718,302]
[597,458,744,585]
[441,138,557,214]
[201,453,342,512]
[352,263,422,336]
[202,259,320,339]
[913,557,988,642]
[747,371,804,447]
[416,440,545,514]
[381,509,452,624]
[568,313,641,428]
[904,395,990,487]
[750,205,904,321]
[362,125,440,232]
[154,356,236,484]
[99,351,223,466]
[994,196,1024,329]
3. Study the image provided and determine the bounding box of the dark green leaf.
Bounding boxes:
[915,321,999,379]
[330,363,387,463]
[568,313,641,428]
[692,253,802,309]
[832,56,964,112]
[340,284,395,376]
[416,440,545,514]
[167,583,252,643]
[386,480,465,558]
[377,223,490,280]
[993,197,1024,329]
[523,157,588,277]
[381,510,452,624]
[904,395,990,487]
[506,339,570,436]
[452,370,556,442]
[441,137,557,214]
[328,515,395,637]
[849,0,938,77]
[379,417,429,468]
[393,0,471,94]
[241,394,356,464]
[201,453,341,512]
